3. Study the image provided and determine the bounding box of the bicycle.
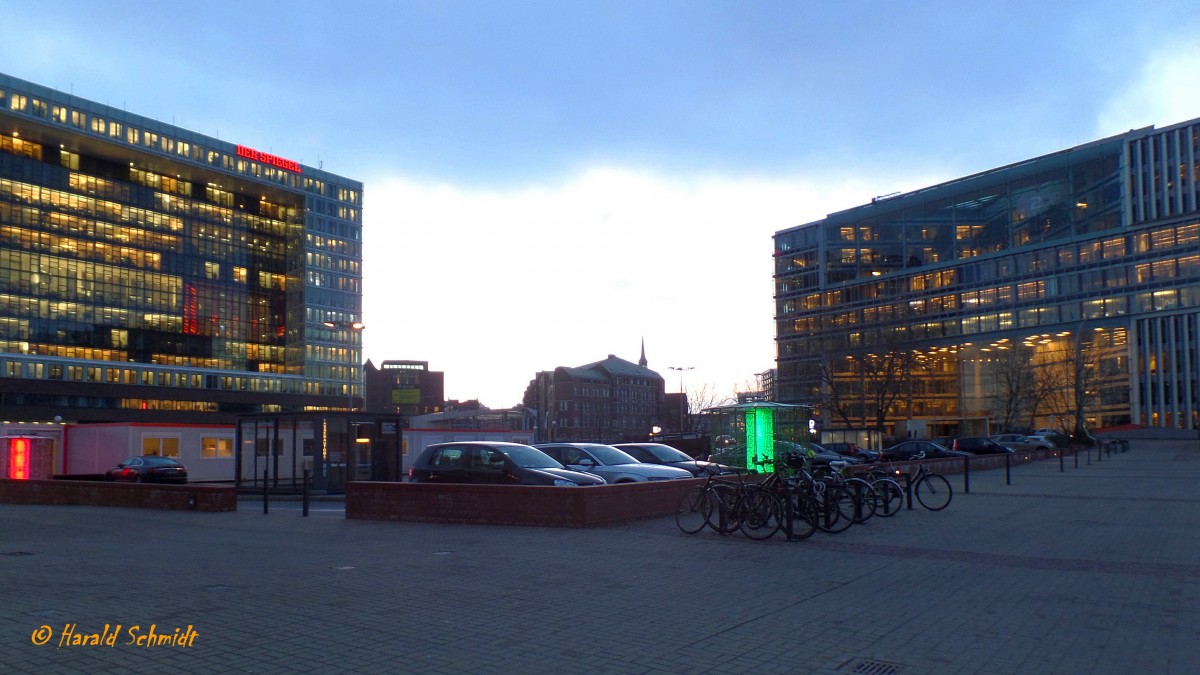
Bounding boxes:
[812,459,879,524]
[879,452,953,511]
[675,466,783,540]
[771,453,858,536]
[860,465,905,518]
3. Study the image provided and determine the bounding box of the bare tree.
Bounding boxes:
[989,345,1037,432]
[1034,331,1098,439]
[857,349,917,431]
[683,381,735,434]
[816,355,857,428]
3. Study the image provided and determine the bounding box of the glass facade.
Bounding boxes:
[0,73,363,422]
[775,120,1200,436]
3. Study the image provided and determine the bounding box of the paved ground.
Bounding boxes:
[2,441,1197,674]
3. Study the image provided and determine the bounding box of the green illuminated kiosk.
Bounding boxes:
[705,402,814,471]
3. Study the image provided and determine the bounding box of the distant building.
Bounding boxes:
[524,351,665,443]
[363,360,444,417]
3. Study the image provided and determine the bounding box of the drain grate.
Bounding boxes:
[1,551,34,556]
[842,658,906,675]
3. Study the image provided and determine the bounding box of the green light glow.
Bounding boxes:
[743,407,776,471]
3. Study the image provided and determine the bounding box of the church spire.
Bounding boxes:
[638,337,648,367]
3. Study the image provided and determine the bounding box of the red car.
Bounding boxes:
[105,456,188,483]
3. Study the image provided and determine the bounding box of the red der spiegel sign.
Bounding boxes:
[235,145,302,173]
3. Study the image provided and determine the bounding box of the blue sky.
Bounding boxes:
[3,1,1199,408]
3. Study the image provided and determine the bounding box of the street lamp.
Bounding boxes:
[323,320,365,410]
[669,366,693,434]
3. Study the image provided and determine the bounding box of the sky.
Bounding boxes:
[3,1,1200,408]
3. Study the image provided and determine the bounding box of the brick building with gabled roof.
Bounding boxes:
[524,349,666,443]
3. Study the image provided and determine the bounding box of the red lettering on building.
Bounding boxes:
[235,144,302,174]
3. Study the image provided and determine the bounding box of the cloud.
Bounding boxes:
[1096,41,1200,135]
[360,165,936,407]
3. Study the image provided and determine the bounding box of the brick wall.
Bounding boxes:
[0,479,237,512]
[346,479,699,527]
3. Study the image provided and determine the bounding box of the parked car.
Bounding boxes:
[1030,430,1072,447]
[822,441,881,463]
[881,440,971,461]
[612,443,733,477]
[105,456,188,483]
[534,443,693,483]
[990,434,1052,452]
[709,440,861,471]
[952,437,1015,455]
[408,441,605,486]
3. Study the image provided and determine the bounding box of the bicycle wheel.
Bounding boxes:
[915,473,953,511]
[784,489,819,541]
[815,484,857,534]
[705,484,742,534]
[871,478,904,517]
[738,489,783,540]
[844,478,877,523]
[675,486,711,534]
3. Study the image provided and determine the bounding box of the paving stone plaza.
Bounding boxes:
[2,441,1197,674]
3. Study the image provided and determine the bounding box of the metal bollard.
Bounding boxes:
[963,455,970,494]
[303,469,310,517]
[1005,452,1011,485]
[263,469,269,515]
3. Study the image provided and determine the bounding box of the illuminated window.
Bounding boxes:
[201,437,233,459]
[142,436,180,458]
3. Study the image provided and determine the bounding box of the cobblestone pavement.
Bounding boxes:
[2,442,1197,674]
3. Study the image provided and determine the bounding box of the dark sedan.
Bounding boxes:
[881,440,971,461]
[409,441,605,486]
[952,437,1015,455]
[105,456,188,483]
[613,443,733,476]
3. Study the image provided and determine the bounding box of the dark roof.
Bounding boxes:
[557,354,663,382]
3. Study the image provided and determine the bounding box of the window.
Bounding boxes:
[201,437,233,459]
[143,436,180,458]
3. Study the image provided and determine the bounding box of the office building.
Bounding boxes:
[774,118,1200,437]
[0,73,363,424]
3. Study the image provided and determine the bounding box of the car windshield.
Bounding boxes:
[640,445,691,462]
[585,445,639,465]
[499,445,562,469]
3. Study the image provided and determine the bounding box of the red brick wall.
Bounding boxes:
[0,479,237,512]
[346,479,699,527]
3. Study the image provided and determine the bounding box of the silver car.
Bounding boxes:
[990,434,1052,452]
[534,443,694,483]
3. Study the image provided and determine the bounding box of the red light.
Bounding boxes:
[9,437,29,480]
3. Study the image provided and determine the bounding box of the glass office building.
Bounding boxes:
[0,73,363,423]
[775,118,1200,436]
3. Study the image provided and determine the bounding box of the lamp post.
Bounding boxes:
[668,366,693,434]
[323,320,365,410]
